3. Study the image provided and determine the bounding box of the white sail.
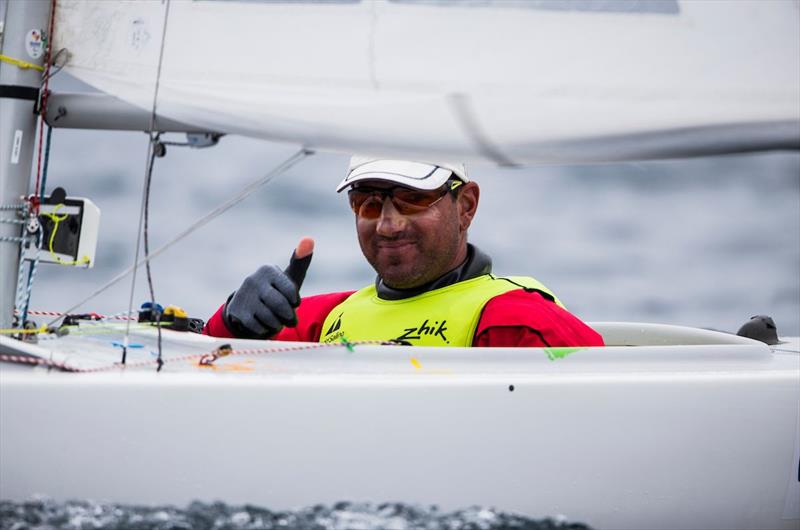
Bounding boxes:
[53,0,800,164]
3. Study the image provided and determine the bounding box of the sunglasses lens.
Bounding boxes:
[348,186,450,218]
[392,189,444,213]
[349,191,382,219]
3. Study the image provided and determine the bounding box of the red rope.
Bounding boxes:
[31,0,58,213]
[0,340,395,374]
[0,354,78,372]
[20,309,137,321]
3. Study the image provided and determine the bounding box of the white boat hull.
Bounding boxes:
[2,324,798,530]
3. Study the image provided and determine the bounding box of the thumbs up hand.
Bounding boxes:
[223,238,314,339]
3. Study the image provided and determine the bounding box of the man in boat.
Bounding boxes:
[204,157,603,347]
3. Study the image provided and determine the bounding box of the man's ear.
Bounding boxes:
[457,182,480,231]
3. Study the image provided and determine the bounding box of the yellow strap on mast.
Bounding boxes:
[0,54,45,72]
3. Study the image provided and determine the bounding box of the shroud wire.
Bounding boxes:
[48,148,314,328]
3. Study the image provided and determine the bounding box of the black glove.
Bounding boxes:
[223,250,312,339]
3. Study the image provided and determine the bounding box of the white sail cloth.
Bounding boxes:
[53,0,800,164]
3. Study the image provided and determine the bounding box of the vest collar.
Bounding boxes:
[375,244,493,301]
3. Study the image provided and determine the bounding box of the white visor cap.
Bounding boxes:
[336,156,469,192]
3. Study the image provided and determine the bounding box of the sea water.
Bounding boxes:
[0,499,591,530]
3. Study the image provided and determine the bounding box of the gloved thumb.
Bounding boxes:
[284,237,314,291]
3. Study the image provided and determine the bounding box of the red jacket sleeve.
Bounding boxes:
[203,303,234,338]
[472,289,604,347]
[273,291,354,342]
[203,291,354,342]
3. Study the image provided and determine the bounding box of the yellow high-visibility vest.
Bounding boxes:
[319,275,562,347]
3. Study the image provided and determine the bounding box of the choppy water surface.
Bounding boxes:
[0,500,591,530]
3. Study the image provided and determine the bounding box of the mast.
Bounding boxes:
[0,0,52,329]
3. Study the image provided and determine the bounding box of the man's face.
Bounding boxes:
[352,180,478,289]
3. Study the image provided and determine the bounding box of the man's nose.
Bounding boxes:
[375,198,407,236]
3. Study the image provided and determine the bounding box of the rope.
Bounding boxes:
[21,229,43,325]
[47,147,313,327]
[12,204,34,330]
[22,309,137,321]
[14,246,30,328]
[122,0,172,366]
[41,47,68,83]
[0,325,49,336]
[31,0,58,212]
[0,54,44,72]
[143,135,163,368]
[0,354,77,371]
[0,339,397,373]
[0,320,176,336]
